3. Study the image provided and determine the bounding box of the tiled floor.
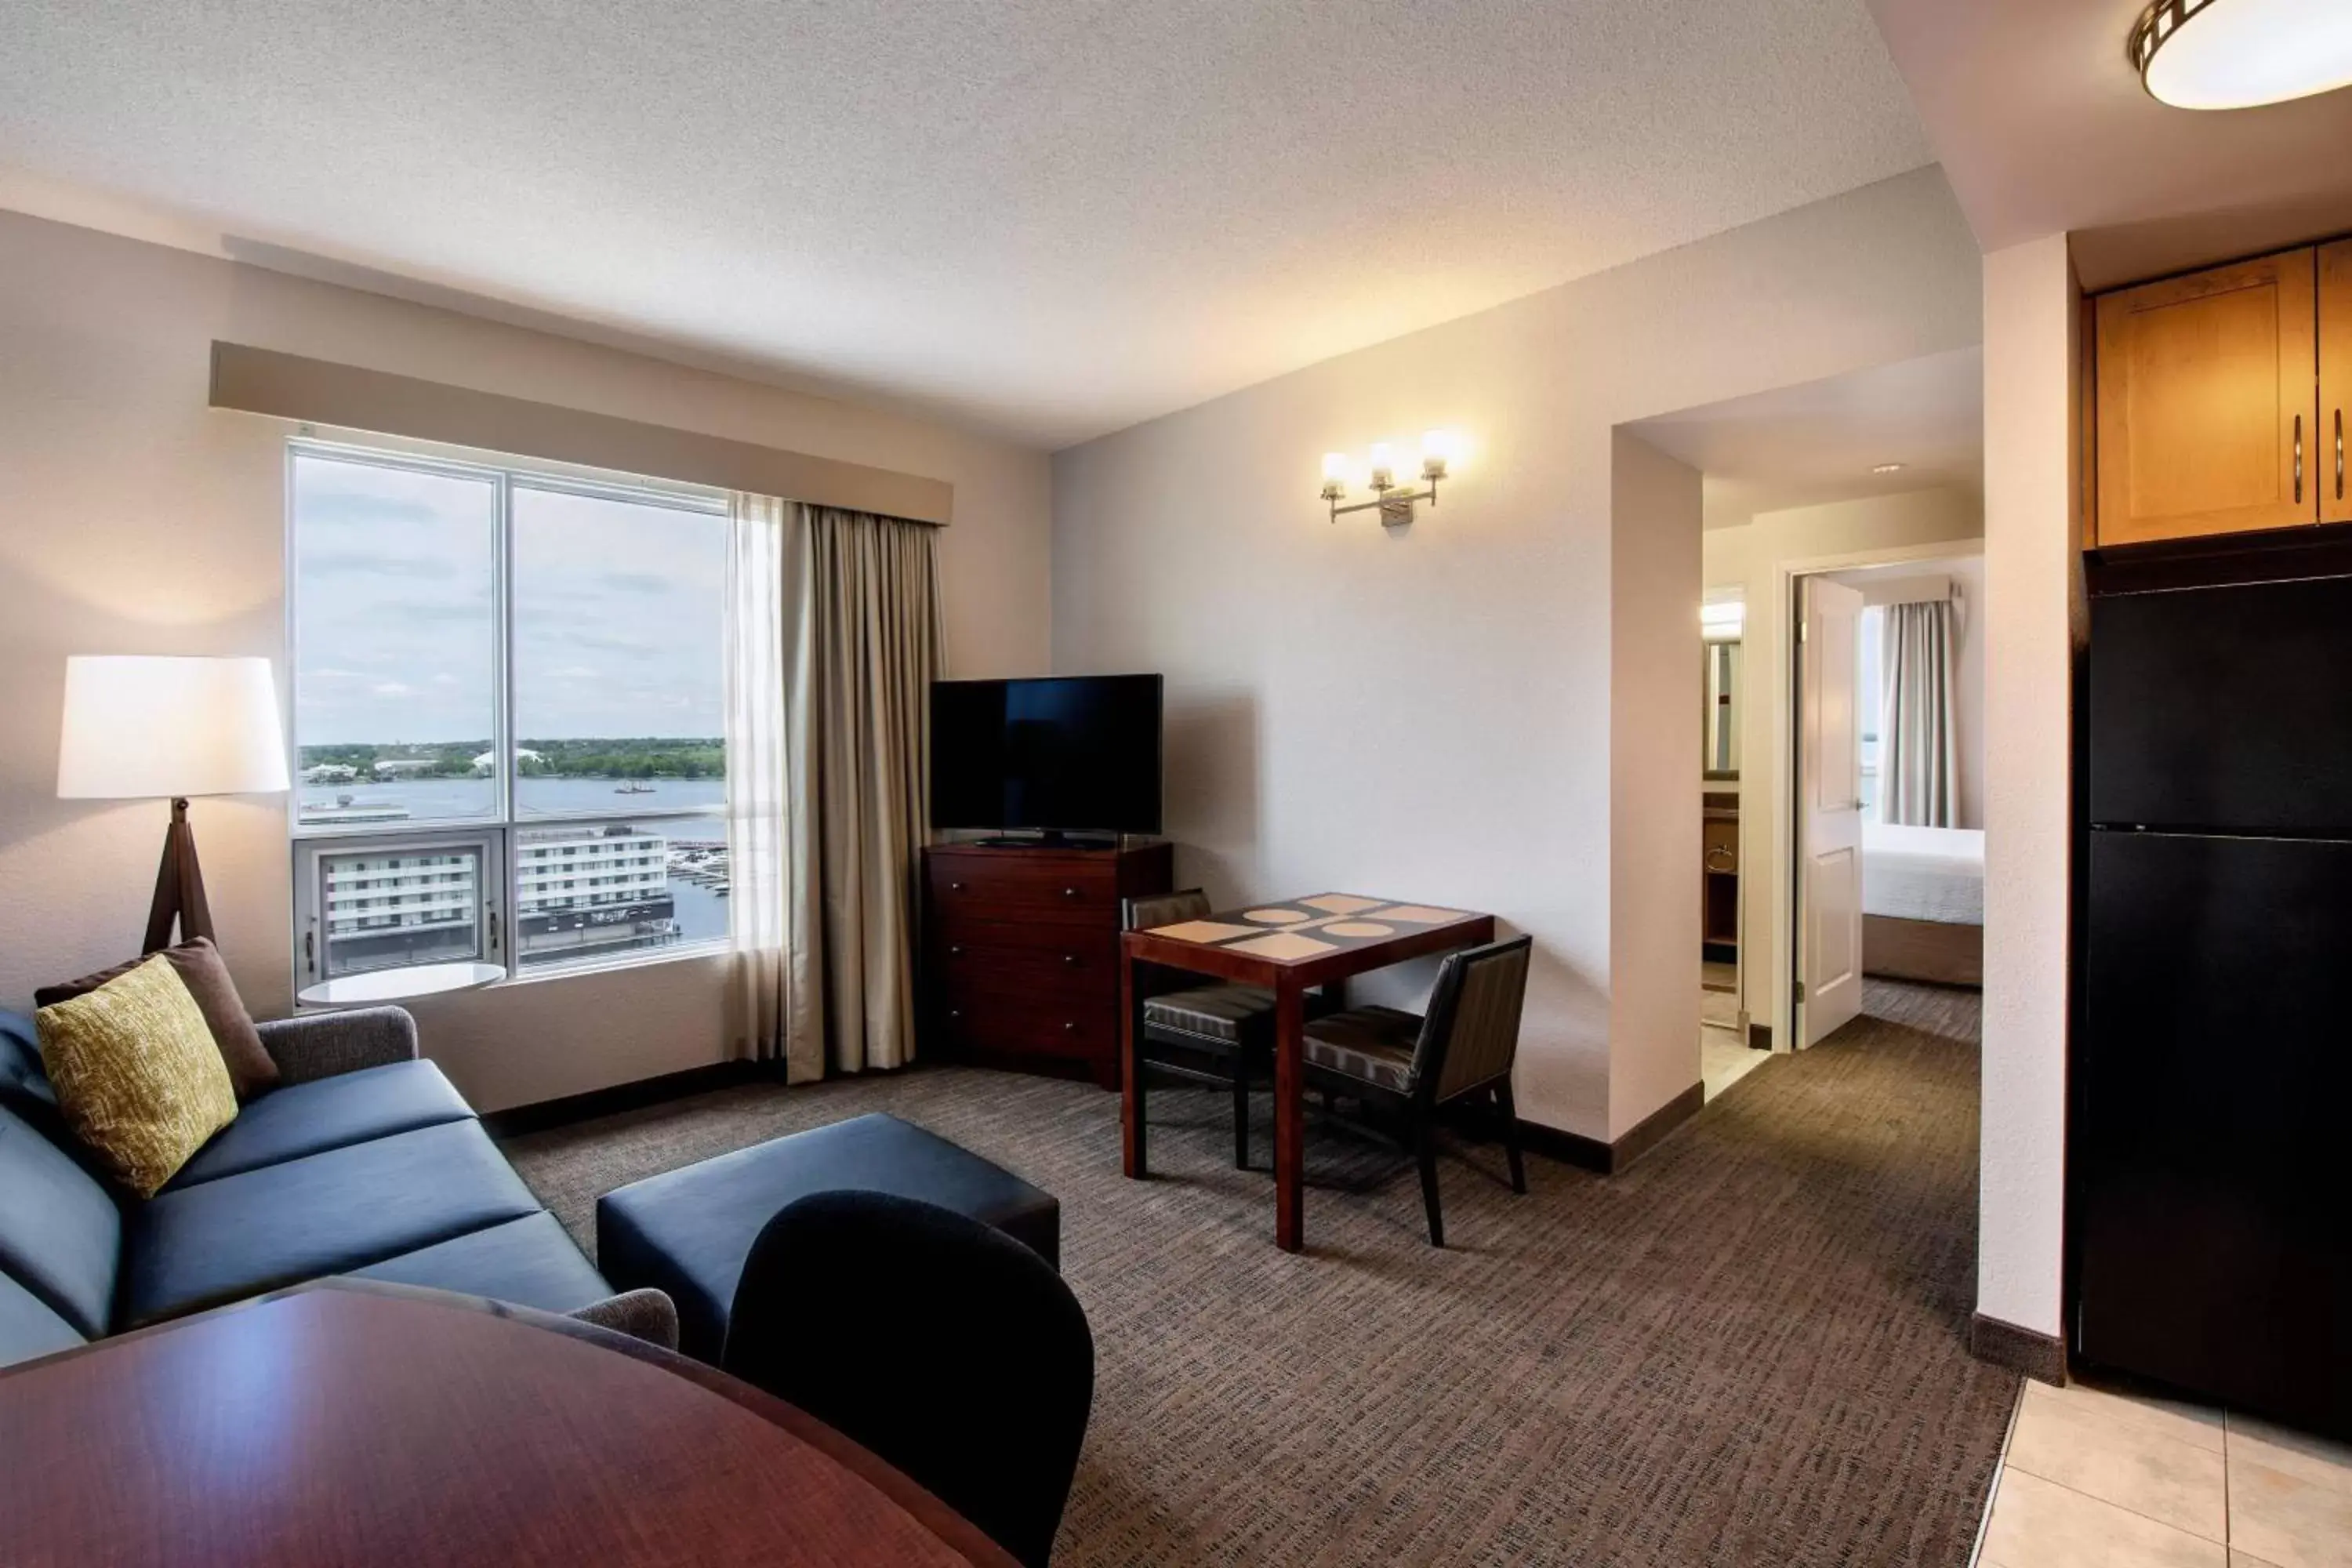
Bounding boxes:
[1700,1013,1768,1101]
[1976,1376,2352,1568]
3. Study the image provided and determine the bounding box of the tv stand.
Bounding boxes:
[921,838,1173,1088]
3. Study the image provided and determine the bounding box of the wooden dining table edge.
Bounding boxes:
[0,1277,1022,1568]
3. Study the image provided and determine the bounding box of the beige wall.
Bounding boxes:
[1976,234,2084,1338]
[1610,434,1704,1135]
[0,208,1053,1112]
[1702,488,1985,1044]
[1051,169,1980,1142]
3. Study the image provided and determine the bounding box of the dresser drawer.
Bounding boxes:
[927,854,1121,927]
[935,989,1112,1063]
[931,929,1117,1000]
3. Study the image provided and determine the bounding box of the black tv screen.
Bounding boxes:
[931,675,1163,835]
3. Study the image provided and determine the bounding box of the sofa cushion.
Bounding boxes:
[119,1120,542,1330]
[38,937,279,1100]
[597,1112,1059,1363]
[0,1269,84,1370]
[165,1060,475,1190]
[348,1212,611,1316]
[0,1104,122,1339]
[36,955,240,1198]
[0,1010,59,1127]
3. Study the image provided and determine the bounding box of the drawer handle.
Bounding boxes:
[949,945,964,957]
[1062,1021,1077,1033]
[948,1008,962,1022]
[1705,848,1736,873]
[1062,953,1079,967]
[2296,413,2304,505]
[1062,887,1080,899]
[950,881,967,893]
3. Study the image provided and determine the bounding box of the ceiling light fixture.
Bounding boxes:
[1871,463,1907,475]
[2131,0,2352,111]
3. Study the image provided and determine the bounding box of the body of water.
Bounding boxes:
[301,775,728,823]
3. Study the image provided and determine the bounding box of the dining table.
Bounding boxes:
[0,1277,1017,1566]
[1120,892,1497,1252]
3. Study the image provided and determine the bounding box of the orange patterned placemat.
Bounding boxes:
[1374,906,1468,925]
[1299,894,1385,916]
[1227,931,1338,961]
[1147,920,1261,945]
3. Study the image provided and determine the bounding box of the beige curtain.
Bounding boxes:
[779,502,943,1079]
[1878,595,1959,828]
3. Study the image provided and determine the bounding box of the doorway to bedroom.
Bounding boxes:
[1628,346,1986,1081]
[1786,549,1987,1048]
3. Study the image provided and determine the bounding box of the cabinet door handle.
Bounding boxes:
[2337,408,2344,502]
[2296,414,2305,504]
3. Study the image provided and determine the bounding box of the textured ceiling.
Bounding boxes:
[1629,347,1984,529]
[0,1,1932,447]
[1871,0,2352,289]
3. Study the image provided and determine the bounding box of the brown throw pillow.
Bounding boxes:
[37,937,278,1100]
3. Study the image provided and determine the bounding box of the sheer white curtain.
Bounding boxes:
[724,493,809,1077]
[1878,593,1960,828]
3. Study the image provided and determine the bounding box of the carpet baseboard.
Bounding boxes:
[483,1060,770,1139]
[1512,1082,1706,1176]
[1969,1312,2067,1385]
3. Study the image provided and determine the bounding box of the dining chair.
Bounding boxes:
[1300,935,1533,1247]
[724,1190,1095,1568]
[1123,889,1276,1169]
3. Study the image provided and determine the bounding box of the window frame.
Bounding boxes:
[284,437,733,996]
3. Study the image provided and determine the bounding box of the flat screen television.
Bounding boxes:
[931,674,1163,839]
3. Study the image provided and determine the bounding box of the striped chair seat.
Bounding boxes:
[1142,985,1275,1047]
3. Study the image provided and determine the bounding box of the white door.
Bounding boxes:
[1798,575,1865,1046]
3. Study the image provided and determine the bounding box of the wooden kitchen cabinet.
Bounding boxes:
[2094,248,2318,547]
[2321,240,2352,526]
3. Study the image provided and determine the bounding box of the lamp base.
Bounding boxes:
[143,797,215,954]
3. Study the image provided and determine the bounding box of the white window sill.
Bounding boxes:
[494,938,731,989]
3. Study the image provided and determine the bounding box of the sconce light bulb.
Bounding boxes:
[1322,452,1349,485]
[1421,429,1453,480]
[1367,443,1395,488]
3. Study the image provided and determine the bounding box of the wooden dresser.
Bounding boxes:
[922,840,1174,1088]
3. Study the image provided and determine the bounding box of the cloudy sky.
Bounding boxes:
[292,453,725,747]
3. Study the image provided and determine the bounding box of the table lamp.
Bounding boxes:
[56,655,291,954]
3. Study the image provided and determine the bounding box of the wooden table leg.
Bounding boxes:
[1274,975,1305,1251]
[1120,944,1145,1178]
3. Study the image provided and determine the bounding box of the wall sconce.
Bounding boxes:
[1320,430,1458,525]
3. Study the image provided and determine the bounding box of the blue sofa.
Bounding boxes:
[0,1003,616,1370]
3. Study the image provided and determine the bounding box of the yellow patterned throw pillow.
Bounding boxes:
[36,953,238,1197]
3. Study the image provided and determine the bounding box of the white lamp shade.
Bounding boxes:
[57,656,290,800]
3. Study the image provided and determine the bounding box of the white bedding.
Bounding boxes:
[1862,822,1984,926]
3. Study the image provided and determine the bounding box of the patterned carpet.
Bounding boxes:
[503,980,2013,1566]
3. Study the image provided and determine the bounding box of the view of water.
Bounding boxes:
[300,775,728,823]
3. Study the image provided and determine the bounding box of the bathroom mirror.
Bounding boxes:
[1703,639,1742,779]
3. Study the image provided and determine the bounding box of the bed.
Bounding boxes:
[1860,822,1984,986]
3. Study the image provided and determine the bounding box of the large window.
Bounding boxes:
[289,442,730,991]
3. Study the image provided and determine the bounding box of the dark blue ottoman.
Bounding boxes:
[596,1112,1060,1363]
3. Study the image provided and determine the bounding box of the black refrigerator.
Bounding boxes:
[2082,574,2352,1434]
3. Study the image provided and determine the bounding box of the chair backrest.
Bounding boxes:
[723,1191,1095,1568]
[1123,887,1210,931]
[1411,937,1534,1104]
